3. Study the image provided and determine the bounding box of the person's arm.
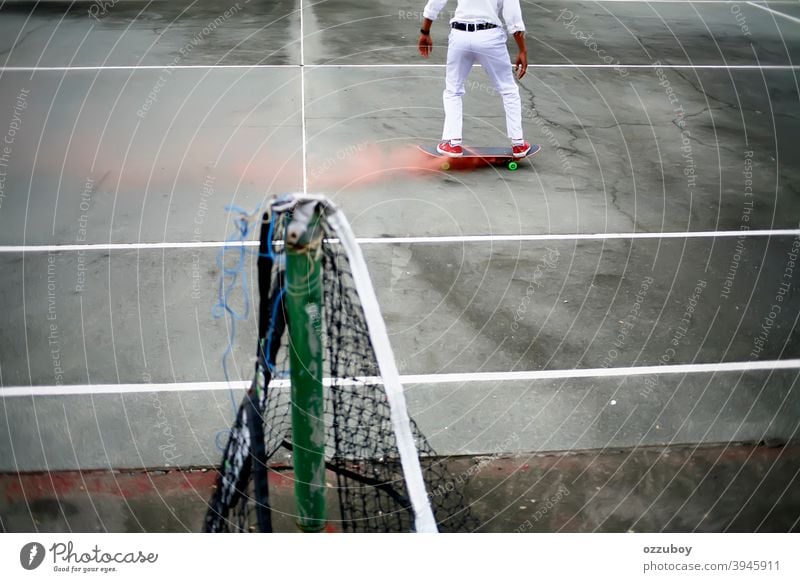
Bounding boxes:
[512,31,527,79]
[418,17,434,57]
[502,0,528,78]
[418,1,448,58]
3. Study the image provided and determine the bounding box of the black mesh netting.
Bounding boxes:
[204,209,478,532]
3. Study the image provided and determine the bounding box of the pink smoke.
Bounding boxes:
[306,143,449,192]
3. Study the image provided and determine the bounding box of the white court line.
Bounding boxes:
[583,0,781,2]
[299,0,308,194]
[320,64,800,70]
[348,229,800,244]
[747,1,800,25]
[2,64,799,72]
[2,359,798,397]
[1,228,798,254]
[596,0,792,2]
[0,65,300,71]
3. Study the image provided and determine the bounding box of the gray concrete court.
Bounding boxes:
[1,369,796,471]
[0,0,799,506]
[1,65,799,239]
[1,0,798,67]
[0,0,300,67]
[0,237,798,388]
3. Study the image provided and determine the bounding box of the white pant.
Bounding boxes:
[442,27,524,144]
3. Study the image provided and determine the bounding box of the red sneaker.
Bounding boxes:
[437,141,463,157]
[512,141,532,158]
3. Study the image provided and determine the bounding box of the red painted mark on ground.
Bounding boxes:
[1,466,300,504]
[3,445,795,504]
[1,470,218,502]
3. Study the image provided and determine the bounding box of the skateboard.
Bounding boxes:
[418,144,542,171]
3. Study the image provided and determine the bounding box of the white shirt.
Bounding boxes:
[423,0,526,34]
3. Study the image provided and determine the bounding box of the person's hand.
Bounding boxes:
[418,33,433,58]
[515,50,528,79]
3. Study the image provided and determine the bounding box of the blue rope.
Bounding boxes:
[211,203,290,451]
[212,204,260,418]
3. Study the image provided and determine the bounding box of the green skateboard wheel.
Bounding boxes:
[508,161,518,171]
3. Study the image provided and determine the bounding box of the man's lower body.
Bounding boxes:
[439,26,529,158]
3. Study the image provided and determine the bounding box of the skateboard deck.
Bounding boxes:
[418,144,542,171]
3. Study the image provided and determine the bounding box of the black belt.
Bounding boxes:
[451,22,498,32]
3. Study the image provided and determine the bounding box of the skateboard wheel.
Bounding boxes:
[508,161,518,171]
[441,162,451,171]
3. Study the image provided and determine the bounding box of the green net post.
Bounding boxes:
[285,202,327,532]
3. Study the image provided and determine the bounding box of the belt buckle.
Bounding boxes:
[468,23,475,32]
